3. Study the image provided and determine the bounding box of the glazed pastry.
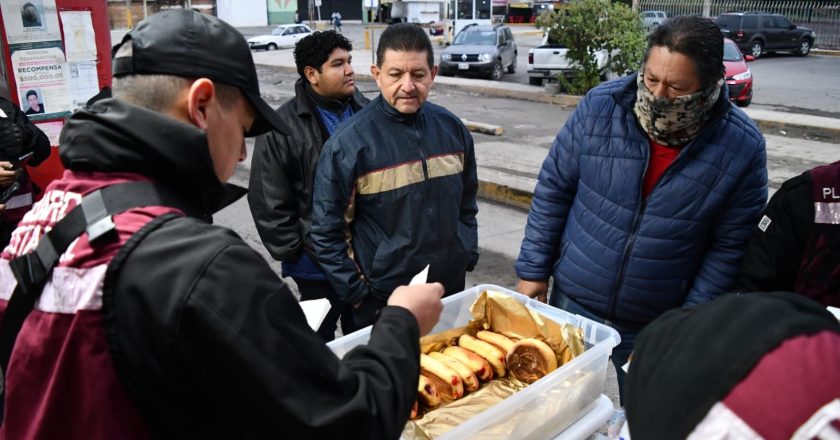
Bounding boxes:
[459,334,507,377]
[417,374,441,407]
[429,351,480,392]
[442,346,494,381]
[476,330,516,354]
[420,353,465,399]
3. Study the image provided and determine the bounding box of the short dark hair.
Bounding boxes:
[26,90,37,99]
[294,31,353,79]
[376,23,434,69]
[644,16,725,88]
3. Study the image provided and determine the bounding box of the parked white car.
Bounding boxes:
[247,24,312,50]
[641,10,668,29]
[527,33,610,86]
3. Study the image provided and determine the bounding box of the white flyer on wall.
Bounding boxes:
[0,0,61,45]
[12,45,70,119]
[34,120,63,146]
[68,61,100,109]
[60,11,97,62]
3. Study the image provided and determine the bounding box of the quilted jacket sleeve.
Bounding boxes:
[684,137,768,306]
[247,131,303,262]
[515,98,587,281]
[311,135,370,304]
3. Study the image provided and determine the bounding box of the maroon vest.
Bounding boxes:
[0,171,181,439]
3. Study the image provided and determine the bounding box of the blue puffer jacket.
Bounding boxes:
[515,75,767,325]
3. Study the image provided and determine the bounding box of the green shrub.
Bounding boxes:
[536,0,646,95]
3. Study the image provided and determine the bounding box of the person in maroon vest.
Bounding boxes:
[737,161,840,307]
[0,9,443,439]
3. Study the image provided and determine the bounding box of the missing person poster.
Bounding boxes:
[0,0,61,45]
[11,44,70,120]
[68,61,99,109]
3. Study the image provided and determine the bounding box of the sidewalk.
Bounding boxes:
[252,47,840,209]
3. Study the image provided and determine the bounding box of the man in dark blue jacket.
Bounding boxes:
[312,23,479,331]
[516,16,767,400]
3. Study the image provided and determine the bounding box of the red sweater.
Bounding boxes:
[643,139,683,198]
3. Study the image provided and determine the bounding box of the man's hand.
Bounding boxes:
[517,279,549,303]
[387,283,444,335]
[0,161,21,187]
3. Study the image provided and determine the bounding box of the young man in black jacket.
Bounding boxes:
[249,31,368,341]
[0,10,443,438]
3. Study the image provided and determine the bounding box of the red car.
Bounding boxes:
[724,38,754,107]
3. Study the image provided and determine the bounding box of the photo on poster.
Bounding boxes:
[22,88,44,115]
[0,0,61,45]
[21,1,44,29]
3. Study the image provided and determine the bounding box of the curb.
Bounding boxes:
[434,81,583,107]
[478,180,533,210]
[813,49,840,57]
[753,119,840,144]
[462,119,504,136]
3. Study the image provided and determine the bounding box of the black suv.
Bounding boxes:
[439,24,517,80]
[715,12,816,58]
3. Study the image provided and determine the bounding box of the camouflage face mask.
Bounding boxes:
[633,72,723,147]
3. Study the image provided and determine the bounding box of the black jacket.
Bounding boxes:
[737,161,840,306]
[248,80,368,262]
[60,98,421,438]
[0,97,50,167]
[312,96,479,306]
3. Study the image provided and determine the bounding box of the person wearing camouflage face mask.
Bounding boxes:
[516,15,767,402]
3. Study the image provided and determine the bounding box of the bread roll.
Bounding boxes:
[476,330,516,354]
[417,374,441,407]
[442,346,494,381]
[420,353,464,399]
[459,334,507,377]
[506,338,558,384]
[429,351,480,392]
[410,400,419,419]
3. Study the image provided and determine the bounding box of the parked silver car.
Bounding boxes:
[439,24,517,81]
[642,10,668,29]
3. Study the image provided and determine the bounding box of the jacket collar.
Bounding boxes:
[59,98,245,217]
[293,78,368,118]
[375,94,423,124]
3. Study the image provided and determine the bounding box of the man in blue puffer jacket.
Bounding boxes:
[516,16,767,400]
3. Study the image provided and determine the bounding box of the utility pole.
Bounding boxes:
[143,0,148,19]
[125,0,133,27]
[309,0,315,25]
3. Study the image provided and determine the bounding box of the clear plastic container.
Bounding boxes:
[328,284,621,439]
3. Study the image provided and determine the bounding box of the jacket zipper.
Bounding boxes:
[606,135,700,321]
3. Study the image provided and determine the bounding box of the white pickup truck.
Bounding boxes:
[527,34,609,86]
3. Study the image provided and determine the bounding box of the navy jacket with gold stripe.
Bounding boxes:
[312,95,479,307]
